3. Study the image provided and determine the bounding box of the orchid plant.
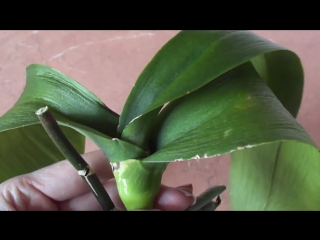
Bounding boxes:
[1,30,319,211]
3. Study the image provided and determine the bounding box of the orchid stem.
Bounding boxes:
[35,106,114,211]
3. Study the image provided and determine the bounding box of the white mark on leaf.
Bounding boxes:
[128,114,142,125]
[236,145,254,150]
[174,158,184,162]
[229,145,255,153]
[191,155,200,160]
[223,129,232,138]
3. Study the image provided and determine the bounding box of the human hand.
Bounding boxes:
[0,150,196,211]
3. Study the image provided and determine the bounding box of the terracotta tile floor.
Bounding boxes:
[1,30,319,210]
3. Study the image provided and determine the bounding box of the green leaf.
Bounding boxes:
[56,116,147,162]
[0,64,146,182]
[230,141,320,210]
[0,124,85,183]
[24,64,119,137]
[118,30,302,149]
[142,62,317,163]
[251,51,303,118]
[197,200,221,211]
[186,186,226,211]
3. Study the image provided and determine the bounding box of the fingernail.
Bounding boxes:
[176,188,193,197]
[177,183,193,193]
[176,188,197,205]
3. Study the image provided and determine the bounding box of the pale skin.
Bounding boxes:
[0,150,196,211]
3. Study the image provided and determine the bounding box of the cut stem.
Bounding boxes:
[35,106,114,211]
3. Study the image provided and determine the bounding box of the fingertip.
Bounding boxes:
[153,185,196,211]
[176,183,193,194]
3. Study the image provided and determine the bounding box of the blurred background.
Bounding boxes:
[0,30,319,210]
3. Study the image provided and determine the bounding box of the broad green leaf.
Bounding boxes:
[55,115,147,162]
[251,51,303,118]
[230,141,320,210]
[24,64,119,137]
[119,30,303,149]
[0,124,84,183]
[142,62,317,163]
[0,64,146,182]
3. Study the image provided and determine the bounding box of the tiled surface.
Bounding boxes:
[1,30,319,210]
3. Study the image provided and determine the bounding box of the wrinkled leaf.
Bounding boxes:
[55,115,147,162]
[230,141,320,210]
[23,64,119,137]
[0,124,84,183]
[0,64,146,182]
[142,62,317,163]
[119,30,303,149]
[1,31,317,212]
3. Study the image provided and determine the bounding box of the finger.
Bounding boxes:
[58,178,126,211]
[153,184,196,211]
[0,176,59,211]
[27,150,113,202]
[58,180,196,211]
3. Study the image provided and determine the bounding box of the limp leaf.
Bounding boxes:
[0,64,145,182]
[0,124,84,183]
[142,62,317,163]
[230,141,320,210]
[24,64,119,137]
[119,30,303,150]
